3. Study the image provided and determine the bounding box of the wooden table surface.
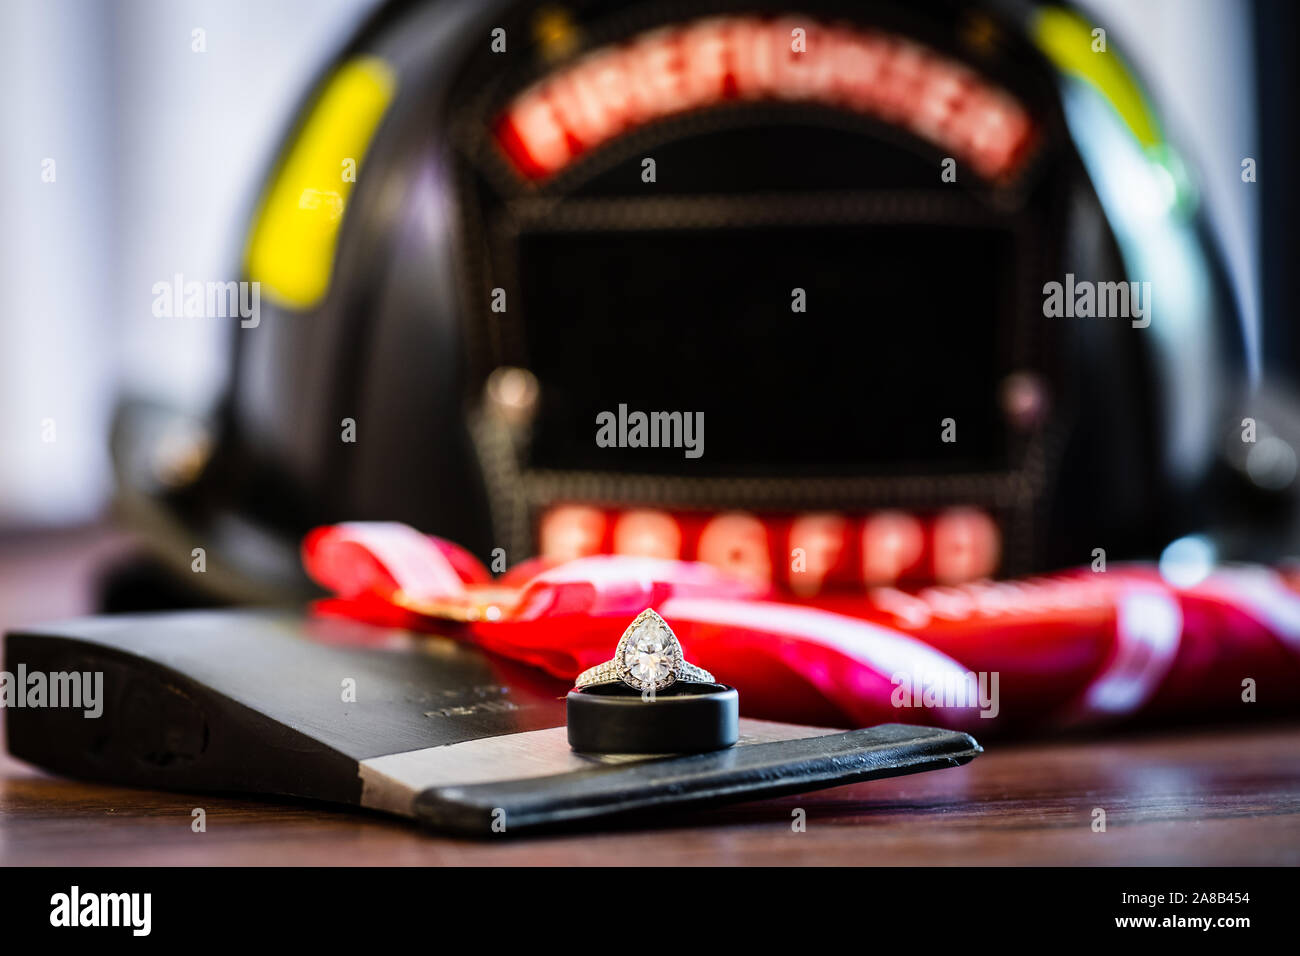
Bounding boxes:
[3,717,1299,865]
[2,527,1299,865]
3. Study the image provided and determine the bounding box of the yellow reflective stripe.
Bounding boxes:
[1031,6,1163,149]
[245,56,396,310]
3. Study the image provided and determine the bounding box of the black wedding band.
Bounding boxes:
[566,682,740,755]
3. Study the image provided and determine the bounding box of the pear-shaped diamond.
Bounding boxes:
[617,609,681,690]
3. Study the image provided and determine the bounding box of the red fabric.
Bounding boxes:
[303,523,1300,733]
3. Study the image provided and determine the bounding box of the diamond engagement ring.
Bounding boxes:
[574,608,715,693]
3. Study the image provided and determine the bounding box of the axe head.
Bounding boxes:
[3,610,980,835]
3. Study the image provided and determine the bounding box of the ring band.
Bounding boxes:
[566,683,740,754]
[573,608,714,692]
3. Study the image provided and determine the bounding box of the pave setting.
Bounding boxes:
[616,609,684,692]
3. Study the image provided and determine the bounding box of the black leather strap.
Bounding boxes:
[566,682,739,754]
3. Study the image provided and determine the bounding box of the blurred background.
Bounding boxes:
[0,0,381,623]
[1,0,381,528]
[0,0,1295,625]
